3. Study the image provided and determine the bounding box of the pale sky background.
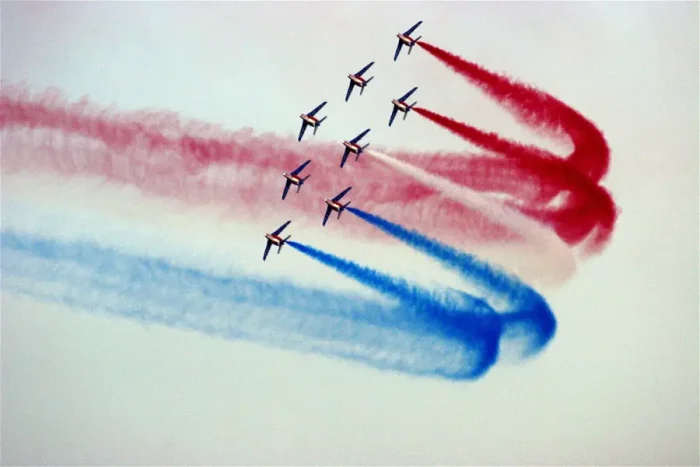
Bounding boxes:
[1,1,698,465]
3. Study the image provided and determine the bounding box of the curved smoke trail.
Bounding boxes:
[413,41,618,254]
[2,230,510,380]
[0,82,612,251]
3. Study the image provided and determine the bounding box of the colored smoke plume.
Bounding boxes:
[415,41,618,254]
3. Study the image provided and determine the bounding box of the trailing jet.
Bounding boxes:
[394,21,423,61]
[282,159,311,200]
[263,220,292,261]
[345,61,375,102]
[323,187,352,226]
[340,128,370,168]
[298,101,328,142]
[389,87,419,126]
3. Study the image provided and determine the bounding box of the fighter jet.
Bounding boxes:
[345,61,375,102]
[282,160,311,200]
[322,187,352,226]
[340,128,370,168]
[394,21,423,61]
[389,87,418,126]
[263,220,292,261]
[298,101,328,141]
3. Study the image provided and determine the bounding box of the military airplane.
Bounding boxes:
[340,128,370,168]
[323,187,352,226]
[263,220,292,261]
[345,61,375,102]
[282,160,311,200]
[394,21,423,61]
[298,101,328,142]
[389,87,419,126]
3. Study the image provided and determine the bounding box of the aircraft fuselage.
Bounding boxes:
[397,33,416,45]
[325,199,343,211]
[348,74,366,86]
[300,114,320,126]
[284,173,301,185]
[392,99,409,111]
[265,233,284,245]
[343,141,360,153]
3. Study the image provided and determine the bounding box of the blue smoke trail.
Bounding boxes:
[2,230,497,380]
[347,207,556,357]
[288,241,502,378]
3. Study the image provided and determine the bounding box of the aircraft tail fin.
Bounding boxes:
[366,76,374,84]
[404,102,418,120]
[297,175,310,192]
[356,143,369,161]
[318,116,327,125]
[278,235,291,254]
[338,201,351,218]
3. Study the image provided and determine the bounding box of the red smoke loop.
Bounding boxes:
[415,41,618,254]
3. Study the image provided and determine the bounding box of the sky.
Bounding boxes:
[1,1,698,465]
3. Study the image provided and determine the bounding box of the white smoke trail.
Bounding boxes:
[366,149,577,284]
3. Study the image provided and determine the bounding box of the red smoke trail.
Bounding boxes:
[415,41,618,253]
[0,84,516,246]
[417,41,611,183]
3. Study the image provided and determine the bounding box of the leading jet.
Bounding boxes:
[263,220,292,261]
[389,87,419,126]
[345,61,375,102]
[340,128,370,168]
[322,187,352,226]
[282,159,311,200]
[298,101,328,142]
[394,21,423,61]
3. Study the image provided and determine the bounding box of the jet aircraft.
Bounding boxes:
[340,128,371,168]
[263,220,292,261]
[323,187,352,226]
[298,101,328,142]
[394,21,423,61]
[282,159,311,200]
[345,61,375,102]
[389,87,419,126]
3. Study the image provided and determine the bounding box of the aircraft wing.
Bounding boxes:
[322,206,333,226]
[389,106,399,127]
[291,159,311,176]
[351,128,370,143]
[333,186,352,201]
[272,220,291,236]
[282,179,292,200]
[355,61,375,77]
[340,147,351,168]
[298,121,308,141]
[308,101,327,117]
[399,86,418,102]
[345,81,355,102]
[404,20,422,35]
[263,240,273,261]
[393,41,403,61]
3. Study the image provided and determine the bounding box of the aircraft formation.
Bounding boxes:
[264,21,424,261]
